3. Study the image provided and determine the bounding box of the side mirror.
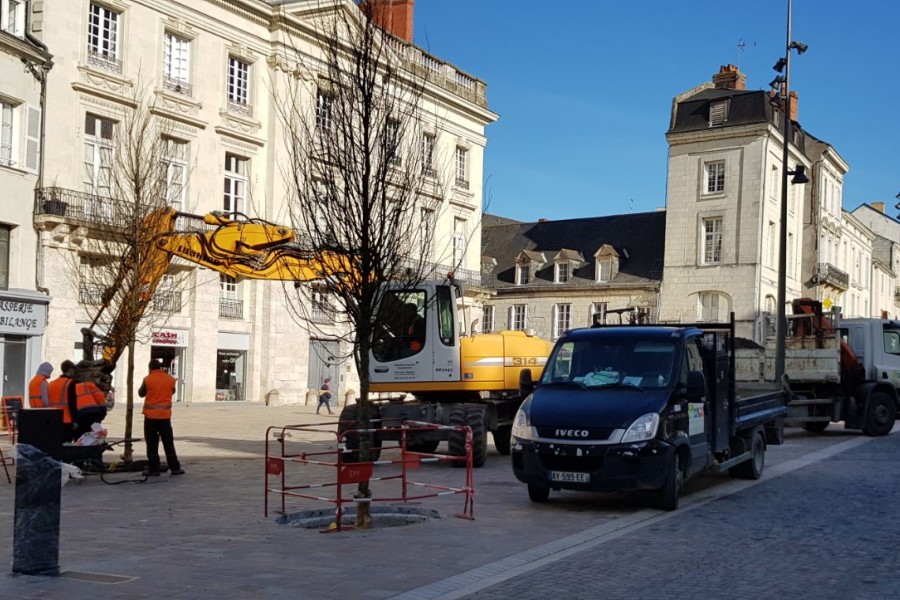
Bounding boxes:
[684,370,706,399]
[519,369,535,397]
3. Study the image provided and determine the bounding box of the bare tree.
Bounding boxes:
[65,83,191,461]
[273,2,456,526]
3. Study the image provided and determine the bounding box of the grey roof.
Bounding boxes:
[482,211,666,289]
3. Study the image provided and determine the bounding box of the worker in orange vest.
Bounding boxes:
[28,362,54,408]
[73,373,108,440]
[46,360,78,442]
[139,359,184,476]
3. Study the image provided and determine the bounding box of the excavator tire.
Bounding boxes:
[448,404,487,468]
[337,403,382,463]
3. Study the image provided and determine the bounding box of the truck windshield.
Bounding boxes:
[541,337,677,389]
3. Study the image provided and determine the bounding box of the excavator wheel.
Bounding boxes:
[448,404,487,468]
[337,403,382,463]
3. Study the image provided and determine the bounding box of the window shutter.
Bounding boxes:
[24,105,41,172]
[709,100,727,126]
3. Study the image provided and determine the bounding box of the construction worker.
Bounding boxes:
[73,372,108,440]
[139,359,184,476]
[46,360,78,442]
[28,362,54,408]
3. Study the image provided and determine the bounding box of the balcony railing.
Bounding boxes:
[815,262,849,291]
[163,76,192,97]
[219,297,243,319]
[87,49,122,74]
[78,282,106,305]
[227,99,252,118]
[152,290,182,313]
[455,177,470,190]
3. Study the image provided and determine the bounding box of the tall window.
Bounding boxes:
[316,89,333,132]
[162,137,187,209]
[87,3,120,71]
[482,305,494,333]
[509,304,527,331]
[1,0,25,37]
[787,232,795,279]
[0,225,9,289]
[769,165,778,200]
[597,259,612,282]
[590,302,608,326]
[704,160,725,194]
[419,207,434,255]
[767,221,776,268]
[455,147,468,189]
[516,264,530,285]
[452,218,466,267]
[385,118,400,165]
[555,262,570,283]
[223,154,247,216]
[421,133,435,176]
[83,113,114,197]
[699,292,720,322]
[219,274,237,299]
[227,56,250,112]
[553,304,571,339]
[701,217,723,265]
[163,32,191,94]
[0,101,13,167]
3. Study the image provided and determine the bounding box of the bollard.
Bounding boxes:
[305,390,318,406]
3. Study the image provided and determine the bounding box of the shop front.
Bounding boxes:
[216,332,249,402]
[151,328,189,403]
[0,291,49,398]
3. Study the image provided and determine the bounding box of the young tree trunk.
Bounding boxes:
[123,339,135,462]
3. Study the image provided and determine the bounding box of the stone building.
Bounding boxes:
[23,0,495,403]
[0,0,52,397]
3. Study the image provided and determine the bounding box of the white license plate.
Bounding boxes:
[549,471,589,483]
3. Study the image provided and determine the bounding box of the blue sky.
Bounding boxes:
[413,1,900,222]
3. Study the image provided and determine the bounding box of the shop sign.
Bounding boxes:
[152,328,189,347]
[0,299,46,335]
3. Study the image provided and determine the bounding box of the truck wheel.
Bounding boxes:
[802,421,829,433]
[406,440,440,454]
[729,431,765,480]
[528,484,550,503]
[658,453,682,511]
[863,392,896,437]
[492,425,512,455]
[448,405,487,468]
[338,403,382,463]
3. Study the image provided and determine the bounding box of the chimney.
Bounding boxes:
[872,202,885,214]
[712,64,746,91]
[779,91,799,122]
[368,0,414,43]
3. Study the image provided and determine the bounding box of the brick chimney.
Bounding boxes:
[779,91,799,122]
[368,0,414,43]
[872,202,885,214]
[712,64,746,90]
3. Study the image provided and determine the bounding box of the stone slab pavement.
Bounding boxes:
[0,401,888,599]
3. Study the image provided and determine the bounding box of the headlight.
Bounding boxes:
[511,397,537,441]
[621,412,660,443]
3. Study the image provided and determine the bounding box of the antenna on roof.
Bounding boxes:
[736,38,756,69]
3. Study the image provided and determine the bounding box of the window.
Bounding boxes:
[311,287,330,323]
[509,304,527,331]
[218,274,242,318]
[1,0,25,37]
[704,160,725,194]
[555,262,570,283]
[701,217,723,265]
[0,225,9,289]
[769,165,778,200]
[419,207,434,255]
[385,119,400,165]
[220,274,237,299]
[452,218,466,267]
[455,147,468,189]
[162,137,187,209]
[163,32,191,94]
[767,221,776,268]
[590,302,607,326]
[788,232,794,279]
[597,259,611,282]
[227,56,250,114]
[83,113,114,200]
[482,305,494,333]
[553,304,571,339]
[87,3,121,72]
[699,292,720,322]
[0,101,13,167]
[709,100,727,126]
[516,264,530,285]
[316,89,333,132]
[223,154,247,216]
[421,133,435,177]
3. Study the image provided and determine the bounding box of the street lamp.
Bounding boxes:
[774,0,808,383]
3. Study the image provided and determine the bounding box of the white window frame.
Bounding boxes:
[162,137,188,209]
[553,303,571,339]
[0,101,15,167]
[452,218,466,267]
[316,89,333,132]
[699,292,720,322]
[704,160,725,195]
[219,274,237,300]
[708,100,728,126]
[701,217,723,265]
[590,302,608,326]
[482,305,494,333]
[509,304,527,331]
[223,153,247,217]
[516,264,530,285]
[421,133,435,177]
[87,3,120,59]
[83,113,115,198]
[455,146,468,189]
[0,225,9,289]
[386,118,401,165]
[419,207,434,256]
[597,259,611,282]
[163,31,191,92]
[1,0,26,37]
[555,262,570,283]
[767,220,776,268]
[227,56,250,108]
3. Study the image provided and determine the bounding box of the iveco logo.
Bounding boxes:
[555,429,589,438]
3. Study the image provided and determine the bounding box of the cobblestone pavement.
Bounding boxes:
[0,402,895,599]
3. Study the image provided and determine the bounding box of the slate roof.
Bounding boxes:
[482,211,666,289]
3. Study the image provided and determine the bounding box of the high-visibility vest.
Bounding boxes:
[142,370,176,419]
[75,381,106,415]
[46,376,75,424]
[28,375,49,408]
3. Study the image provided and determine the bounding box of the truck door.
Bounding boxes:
[686,338,712,465]
[876,325,900,386]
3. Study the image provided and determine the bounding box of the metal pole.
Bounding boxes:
[775,0,793,383]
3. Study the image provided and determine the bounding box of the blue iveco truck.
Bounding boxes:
[511,319,787,510]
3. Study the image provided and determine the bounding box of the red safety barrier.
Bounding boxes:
[264,418,475,532]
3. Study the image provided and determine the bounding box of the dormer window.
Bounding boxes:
[516,264,530,285]
[597,259,612,282]
[555,262,569,283]
[515,250,546,285]
[709,100,728,127]
[552,248,584,284]
[594,244,620,283]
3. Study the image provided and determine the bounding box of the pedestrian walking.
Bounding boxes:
[139,359,184,476]
[28,362,53,408]
[317,377,334,415]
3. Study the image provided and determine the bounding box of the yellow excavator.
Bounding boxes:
[82,207,552,466]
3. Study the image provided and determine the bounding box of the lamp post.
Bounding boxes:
[774,0,808,383]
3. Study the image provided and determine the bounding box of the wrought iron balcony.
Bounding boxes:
[227,99,252,118]
[163,76,192,97]
[87,49,122,74]
[152,290,182,313]
[815,262,849,291]
[35,187,128,228]
[455,177,470,190]
[219,297,243,319]
[78,282,106,305]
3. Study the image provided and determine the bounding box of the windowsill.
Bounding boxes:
[699,192,726,201]
[697,263,723,268]
[0,161,28,176]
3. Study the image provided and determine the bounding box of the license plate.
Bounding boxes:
[549,471,589,483]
